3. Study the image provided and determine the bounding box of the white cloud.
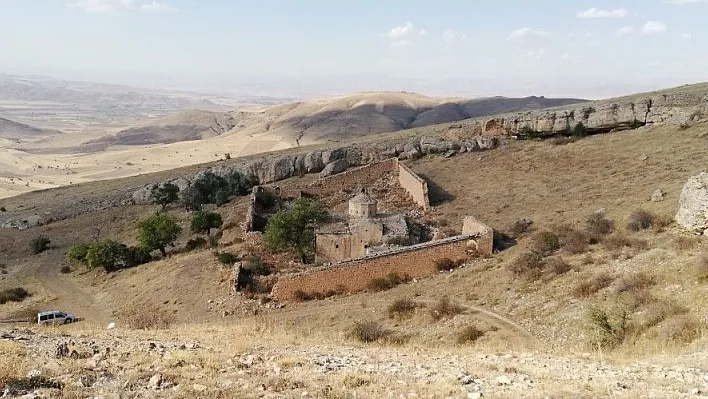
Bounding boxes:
[386,22,426,47]
[66,0,176,14]
[681,33,693,39]
[663,0,708,4]
[576,8,628,18]
[616,26,634,36]
[641,21,668,34]
[526,48,547,59]
[388,22,414,40]
[442,30,466,45]
[418,29,428,36]
[508,27,549,40]
[390,40,412,48]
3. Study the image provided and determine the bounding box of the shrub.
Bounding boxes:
[244,256,271,276]
[123,246,152,268]
[185,237,208,252]
[602,233,649,252]
[367,272,410,292]
[3,376,62,391]
[545,257,572,275]
[531,231,560,256]
[508,219,533,238]
[574,272,614,297]
[435,258,457,271]
[190,211,223,234]
[587,307,628,349]
[507,252,544,280]
[641,299,687,329]
[615,272,656,293]
[256,190,278,208]
[572,122,588,137]
[586,212,615,240]
[120,303,173,330]
[66,243,91,265]
[29,236,51,254]
[674,235,700,251]
[651,215,673,233]
[183,170,257,210]
[561,229,590,254]
[0,287,31,305]
[217,252,238,265]
[550,136,578,146]
[430,296,464,321]
[138,213,182,257]
[85,239,128,272]
[518,126,543,139]
[59,265,71,274]
[349,321,390,343]
[0,206,6,212]
[457,325,485,344]
[151,182,179,210]
[293,290,314,301]
[660,316,702,343]
[264,197,328,263]
[626,209,655,232]
[387,298,419,320]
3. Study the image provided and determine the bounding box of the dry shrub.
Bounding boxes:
[651,215,673,233]
[119,303,173,330]
[673,235,701,251]
[430,296,464,321]
[531,231,561,256]
[586,212,615,240]
[349,321,408,345]
[387,298,419,320]
[457,325,485,344]
[660,316,703,343]
[0,287,31,305]
[587,306,628,349]
[435,258,457,271]
[574,272,614,297]
[641,299,687,329]
[545,257,572,275]
[626,209,655,232]
[602,233,649,252]
[507,252,544,281]
[508,219,533,238]
[621,288,656,311]
[367,272,411,292]
[561,229,591,254]
[341,373,372,389]
[615,272,656,293]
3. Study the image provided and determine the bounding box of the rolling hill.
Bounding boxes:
[0,117,62,140]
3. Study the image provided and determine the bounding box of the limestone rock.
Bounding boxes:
[322,148,347,165]
[320,159,348,177]
[651,189,665,202]
[476,136,498,150]
[147,374,162,390]
[303,151,324,173]
[675,173,708,234]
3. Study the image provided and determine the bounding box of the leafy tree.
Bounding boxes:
[264,198,327,263]
[66,243,91,265]
[151,182,180,210]
[85,239,128,272]
[138,213,182,257]
[123,246,153,268]
[190,211,223,234]
[30,236,51,254]
[183,170,259,210]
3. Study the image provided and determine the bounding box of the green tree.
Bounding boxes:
[85,239,128,272]
[151,182,180,210]
[263,198,327,263]
[138,213,182,257]
[66,243,91,265]
[190,211,223,234]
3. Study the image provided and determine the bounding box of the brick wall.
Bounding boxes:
[398,163,431,210]
[271,236,473,301]
[304,158,398,197]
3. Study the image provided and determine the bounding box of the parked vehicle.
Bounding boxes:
[37,310,76,325]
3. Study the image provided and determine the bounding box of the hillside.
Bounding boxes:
[0,117,62,140]
[1,122,708,397]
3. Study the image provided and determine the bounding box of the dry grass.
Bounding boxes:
[626,209,655,232]
[651,215,673,233]
[586,212,615,241]
[545,257,572,276]
[574,272,614,297]
[119,303,174,330]
[530,231,561,256]
[615,272,656,293]
[0,287,31,305]
[349,320,390,343]
[561,229,590,255]
[341,373,372,389]
[640,299,688,329]
[387,298,420,320]
[507,252,544,280]
[673,235,701,251]
[660,316,703,343]
[429,296,464,321]
[456,325,486,344]
[696,252,708,281]
[602,233,649,253]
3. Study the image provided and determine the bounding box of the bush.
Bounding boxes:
[602,234,649,252]
[626,209,655,232]
[507,252,544,280]
[508,219,533,238]
[0,287,31,305]
[586,212,615,240]
[85,239,129,272]
[561,229,590,254]
[244,256,271,276]
[545,257,571,275]
[430,296,464,321]
[183,170,257,210]
[190,211,223,234]
[660,316,702,343]
[138,213,182,257]
[641,299,687,329]
[123,246,152,268]
[185,237,208,252]
[435,258,457,271]
[151,182,179,210]
[572,122,588,137]
[615,272,655,293]
[3,376,62,391]
[256,190,278,208]
[217,252,238,265]
[367,272,410,292]
[651,215,673,233]
[587,307,627,349]
[574,273,614,297]
[349,321,390,343]
[59,265,71,274]
[29,236,50,254]
[457,325,485,344]
[66,243,91,265]
[119,303,173,330]
[0,206,6,212]
[264,197,328,263]
[387,298,419,320]
[531,231,560,256]
[518,126,543,139]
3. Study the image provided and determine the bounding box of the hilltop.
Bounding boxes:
[0,117,62,141]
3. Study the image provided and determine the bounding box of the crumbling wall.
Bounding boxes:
[462,216,494,256]
[316,233,355,264]
[272,236,473,300]
[398,162,431,210]
[305,158,398,197]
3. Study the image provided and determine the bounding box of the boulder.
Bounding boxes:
[651,189,665,202]
[321,148,346,165]
[303,151,324,173]
[476,136,498,150]
[675,173,708,234]
[319,159,348,177]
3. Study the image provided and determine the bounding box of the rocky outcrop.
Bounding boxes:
[675,173,708,234]
[320,159,348,177]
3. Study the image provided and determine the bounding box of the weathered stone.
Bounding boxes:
[303,151,324,173]
[319,160,348,177]
[475,136,497,150]
[147,374,162,390]
[675,173,708,234]
[651,189,665,202]
[321,148,347,165]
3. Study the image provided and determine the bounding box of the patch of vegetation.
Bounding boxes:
[217,252,238,265]
[66,243,91,265]
[560,228,590,254]
[572,122,588,137]
[614,272,656,293]
[123,246,153,268]
[256,190,278,208]
[120,303,173,330]
[430,296,464,321]
[651,214,673,233]
[574,272,614,297]
[349,320,390,343]
[367,272,411,292]
[507,251,544,280]
[602,233,649,253]
[264,197,328,263]
[587,306,628,349]
[435,258,458,271]
[508,218,533,238]
[586,212,615,241]
[185,236,208,252]
[457,325,485,344]
[3,375,62,391]
[674,235,700,251]
[550,136,579,146]
[0,287,31,305]
[59,265,71,274]
[545,257,572,275]
[626,209,655,232]
[696,252,708,281]
[530,231,560,256]
[190,210,223,234]
[640,299,687,329]
[151,182,179,210]
[243,255,271,276]
[387,298,419,320]
[518,126,544,139]
[68,240,152,272]
[138,213,182,257]
[660,315,702,343]
[29,236,51,254]
[0,206,6,212]
[183,170,257,209]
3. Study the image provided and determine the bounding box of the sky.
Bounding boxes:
[1,0,707,98]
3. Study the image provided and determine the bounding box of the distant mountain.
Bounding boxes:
[0,117,61,140]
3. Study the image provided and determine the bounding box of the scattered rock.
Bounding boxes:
[193,384,208,392]
[147,374,163,390]
[496,376,512,386]
[651,189,665,202]
[675,172,708,234]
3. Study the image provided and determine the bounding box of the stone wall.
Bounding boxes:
[271,236,473,301]
[398,162,431,210]
[461,216,494,256]
[304,158,398,197]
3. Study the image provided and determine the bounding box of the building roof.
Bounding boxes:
[350,191,377,205]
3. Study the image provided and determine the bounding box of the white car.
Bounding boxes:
[37,310,76,326]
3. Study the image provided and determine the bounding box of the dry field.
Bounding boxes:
[1,123,708,397]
